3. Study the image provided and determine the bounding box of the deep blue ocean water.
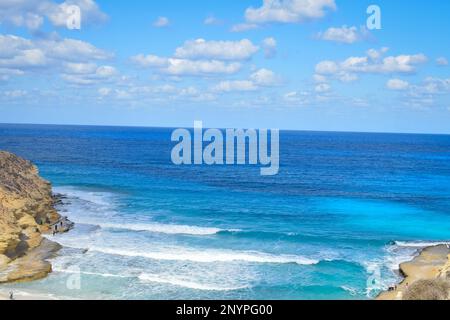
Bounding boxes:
[1,123,450,300]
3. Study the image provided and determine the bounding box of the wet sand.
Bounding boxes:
[0,290,57,300]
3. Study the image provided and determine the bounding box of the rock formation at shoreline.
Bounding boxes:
[378,245,450,300]
[0,151,62,283]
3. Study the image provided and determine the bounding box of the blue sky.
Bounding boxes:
[0,0,449,133]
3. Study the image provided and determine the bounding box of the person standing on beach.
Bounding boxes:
[9,291,14,300]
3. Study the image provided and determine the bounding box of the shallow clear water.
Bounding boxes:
[1,124,450,299]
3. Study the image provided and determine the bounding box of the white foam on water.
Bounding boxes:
[86,246,319,265]
[394,241,450,248]
[54,186,117,207]
[340,285,359,296]
[138,274,250,291]
[363,240,442,298]
[52,268,131,279]
[90,222,232,236]
[54,186,240,236]
[48,185,320,298]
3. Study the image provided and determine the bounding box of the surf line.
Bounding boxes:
[171,121,280,176]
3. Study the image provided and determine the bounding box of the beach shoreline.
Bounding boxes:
[0,289,59,300]
[377,244,450,300]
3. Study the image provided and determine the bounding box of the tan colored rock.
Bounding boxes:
[0,254,11,266]
[0,151,62,283]
[378,245,450,300]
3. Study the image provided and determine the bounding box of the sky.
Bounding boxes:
[0,0,449,133]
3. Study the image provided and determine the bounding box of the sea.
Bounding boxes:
[0,123,449,300]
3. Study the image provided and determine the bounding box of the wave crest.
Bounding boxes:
[138,274,249,291]
[87,246,319,265]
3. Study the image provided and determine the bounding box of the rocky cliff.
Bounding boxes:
[378,245,450,300]
[0,151,62,283]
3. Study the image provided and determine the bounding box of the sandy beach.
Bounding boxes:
[0,289,58,300]
[378,244,450,300]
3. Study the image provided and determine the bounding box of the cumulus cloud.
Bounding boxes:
[244,0,336,24]
[130,54,168,68]
[204,15,222,25]
[174,39,259,61]
[420,77,450,94]
[62,65,117,85]
[436,57,448,66]
[131,38,262,76]
[317,25,368,44]
[315,48,427,83]
[213,80,257,92]
[153,16,170,28]
[283,88,336,106]
[388,77,450,109]
[315,83,331,93]
[212,68,279,93]
[249,68,279,86]
[366,47,389,60]
[3,90,28,98]
[97,84,217,103]
[0,0,107,30]
[163,59,241,76]
[230,23,259,32]
[0,34,112,83]
[262,37,277,58]
[386,79,409,90]
[131,54,242,76]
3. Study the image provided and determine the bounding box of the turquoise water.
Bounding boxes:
[1,124,450,299]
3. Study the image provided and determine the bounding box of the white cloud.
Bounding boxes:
[165,59,241,76]
[421,77,450,94]
[48,0,107,27]
[317,25,368,44]
[131,38,261,76]
[283,88,334,106]
[63,62,97,74]
[213,80,257,92]
[130,54,168,68]
[250,68,279,86]
[99,84,218,103]
[0,0,107,30]
[153,16,170,28]
[389,77,450,109]
[315,48,427,82]
[174,39,259,61]
[204,15,222,25]
[0,34,112,83]
[315,60,339,74]
[244,0,336,24]
[366,47,389,60]
[131,54,242,76]
[262,37,277,58]
[386,79,409,90]
[62,64,117,85]
[436,57,448,66]
[313,74,328,83]
[315,83,331,92]
[98,87,112,96]
[230,23,259,32]
[212,68,279,93]
[44,38,112,61]
[3,90,28,98]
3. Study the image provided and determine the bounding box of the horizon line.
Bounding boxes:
[1,122,450,137]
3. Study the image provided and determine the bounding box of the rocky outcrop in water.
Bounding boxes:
[0,151,62,283]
